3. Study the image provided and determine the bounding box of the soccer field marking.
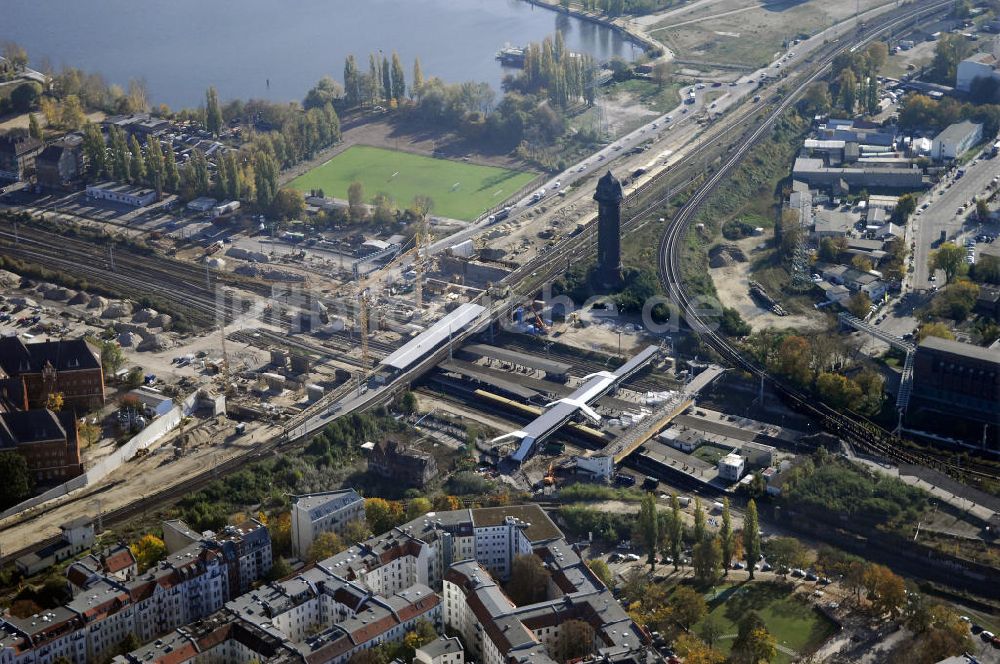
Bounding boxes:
[493,190,504,197]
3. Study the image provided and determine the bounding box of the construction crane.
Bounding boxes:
[358,275,373,373]
[413,215,430,312]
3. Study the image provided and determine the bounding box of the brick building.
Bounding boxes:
[368,438,438,487]
[0,408,83,483]
[35,136,84,190]
[0,337,105,410]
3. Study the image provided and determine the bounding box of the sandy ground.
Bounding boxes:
[0,414,278,556]
[649,0,898,66]
[709,235,825,332]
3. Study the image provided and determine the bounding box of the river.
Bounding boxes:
[3,0,636,109]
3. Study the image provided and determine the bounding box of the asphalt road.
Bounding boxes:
[910,147,1000,291]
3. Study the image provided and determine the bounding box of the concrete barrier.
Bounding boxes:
[0,392,205,521]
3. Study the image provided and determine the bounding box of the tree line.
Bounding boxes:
[503,32,598,109]
[799,43,887,117]
[743,329,885,416]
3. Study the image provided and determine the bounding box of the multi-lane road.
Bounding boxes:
[910,148,999,290]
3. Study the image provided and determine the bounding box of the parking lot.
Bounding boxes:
[911,148,1000,291]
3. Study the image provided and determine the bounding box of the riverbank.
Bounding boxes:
[520,0,672,61]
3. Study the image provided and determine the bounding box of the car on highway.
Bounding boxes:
[552,181,561,189]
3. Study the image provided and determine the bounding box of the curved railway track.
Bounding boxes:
[655,0,999,484]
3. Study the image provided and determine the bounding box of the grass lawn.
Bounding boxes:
[692,443,733,465]
[693,582,838,663]
[606,79,684,114]
[288,145,536,222]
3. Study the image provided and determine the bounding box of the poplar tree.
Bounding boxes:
[637,492,659,571]
[344,55,361,107]
[412,58,423,98]
[720,498,734,575]
[82,122,106,182]
[109,126,130,182]
[144,135,164,194]
[391,52,406,102]
[254,150,278,211]
[368,54,379,105]
[381,55,392,102]
[668,493,683,571]
[693,498,706,544]
[129,135,146,184]
[205,86,223,136]
[744,499,761,580]
[163,144,180,192]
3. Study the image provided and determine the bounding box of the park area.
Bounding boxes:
[694,582,838,663]
[289,145,536,221]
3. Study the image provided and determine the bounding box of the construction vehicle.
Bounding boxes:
[530,302,549,334]
[543,463,558,486]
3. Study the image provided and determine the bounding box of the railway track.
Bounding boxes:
[654,0,999,485]
[3,1,981,569]
[0,220,271,328]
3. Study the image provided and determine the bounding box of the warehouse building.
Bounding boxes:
[911,337,1000,428]
[86,181,157,207]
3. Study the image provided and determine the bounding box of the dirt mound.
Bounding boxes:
[708,244,748,268]
[0,270,20,288]
[68,291,91,306]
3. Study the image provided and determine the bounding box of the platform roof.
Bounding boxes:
[438,361,538,400]
[502,346,659,463]
[380,303,485,371]
[461,344,571,375]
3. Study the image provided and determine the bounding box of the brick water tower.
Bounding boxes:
[594,170,624,286]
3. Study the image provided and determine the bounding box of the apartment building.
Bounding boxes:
[106,504,646,664]
[290,489,365,559]
[0,521,271,664]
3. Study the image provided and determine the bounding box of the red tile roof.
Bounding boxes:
[104,548,136,574]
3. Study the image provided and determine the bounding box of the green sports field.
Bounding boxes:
[289,145,536,221]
